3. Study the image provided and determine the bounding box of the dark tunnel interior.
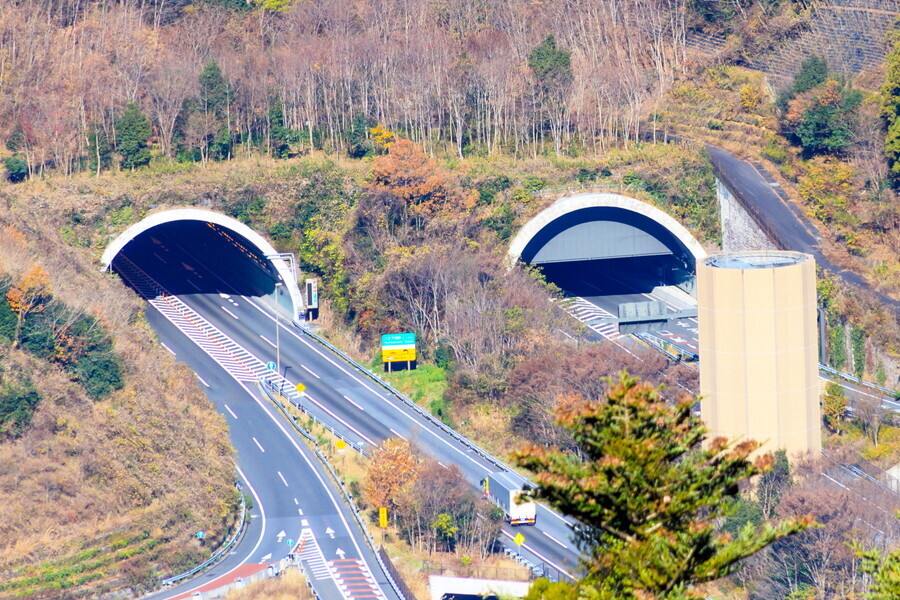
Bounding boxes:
[110,220,282,300]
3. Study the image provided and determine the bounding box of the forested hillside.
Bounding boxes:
[0,1,898,598]
[0,206,236,594]
[0,0,694,173]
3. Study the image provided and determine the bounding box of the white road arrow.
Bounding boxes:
[260,553,272,562]
[276,530,286,543]
[336,548,346,559]
[325,527,335,539]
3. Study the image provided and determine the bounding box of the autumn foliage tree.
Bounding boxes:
[363,437,419,514]
[368,138,471,228]
[512,373,812,600]
[6,265,52,345]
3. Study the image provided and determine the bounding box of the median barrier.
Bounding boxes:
[292,325,576,582]
[257,378,410,600]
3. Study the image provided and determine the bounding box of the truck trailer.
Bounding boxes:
[482,471,537,526]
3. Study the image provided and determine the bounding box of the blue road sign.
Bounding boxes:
[286,538,294,546]
[266,361,276,371]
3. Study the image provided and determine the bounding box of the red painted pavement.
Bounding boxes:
[168,562,270,600]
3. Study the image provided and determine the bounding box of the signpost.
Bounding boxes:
[381,332,416,372]
[295,382,306,393]
[379,507,388,546]
[305,278,319,320]
[513,532,525,546]
[266,361,276,371]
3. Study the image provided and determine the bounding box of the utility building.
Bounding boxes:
[698,251,821,457]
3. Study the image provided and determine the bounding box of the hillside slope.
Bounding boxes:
[0,203,237,598]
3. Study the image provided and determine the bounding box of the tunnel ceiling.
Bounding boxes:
[102,208,302,319]
[521,206,691,265]
[509,192,707,268]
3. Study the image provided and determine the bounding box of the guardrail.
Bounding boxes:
[296,326,509,472]
[257,379,410,600]
[292,325,575,582]
[818,364,897,397]
[161,485,248,587]
[259,377,372,457]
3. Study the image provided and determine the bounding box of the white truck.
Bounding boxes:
[482,471,537,526]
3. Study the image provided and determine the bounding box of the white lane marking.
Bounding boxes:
[252,437,265,453]
[220,293,231,299]
[294,498,299,505]
[501,530,573,578]
[187,279,201,291]
[301,519,309,527]
[232,378,394,598]
[221,306,239,320]
[303,393,379,448]
[153,252,168,264]
[438,462,449,469]
[389,428,407,441]
[176,465,269,600]
[298,509,304,516]
[244,297,492,471]
[542,530,568,548]
[224,404,238,420]
[161,343,176,356]
[301,364,321,379]
[195,373,210,387]
[242,296,576,530]
[343,395,364,411]
[278,471,289,487]
[260,334,276,348]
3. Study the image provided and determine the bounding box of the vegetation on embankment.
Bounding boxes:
[0,211,236,597]
[656,55,900,382]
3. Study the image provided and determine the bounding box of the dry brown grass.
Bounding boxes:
[223,568,314,600]
[0,201,237,597]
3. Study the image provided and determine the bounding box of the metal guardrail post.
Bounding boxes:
[293,326,576,583]
[257,379,409,600]
[161,485,248,587]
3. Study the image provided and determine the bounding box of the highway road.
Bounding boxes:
[121,243,401,599]
[114,224,583,592]
[540,258,700,357]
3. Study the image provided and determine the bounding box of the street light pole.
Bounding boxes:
[275,282,282,394]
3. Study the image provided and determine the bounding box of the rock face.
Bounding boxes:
[717,178,777,253]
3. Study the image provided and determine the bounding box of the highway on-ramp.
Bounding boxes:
[116,221,584,589]
[135,284,400,600]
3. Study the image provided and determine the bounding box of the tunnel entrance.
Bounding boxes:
[509,193,706,342]
[101,208,301,320]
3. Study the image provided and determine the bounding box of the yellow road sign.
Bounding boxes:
[295,382,306,393]
[513,533,525,546]
[335,439,347,451]
[382,348,417,362]
[379,507,388,528]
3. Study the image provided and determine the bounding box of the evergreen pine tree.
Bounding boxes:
[513,373,811,600]
[115,103,152,169]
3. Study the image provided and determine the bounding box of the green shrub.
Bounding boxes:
[0,379,41,437]
[76,352,124,400]
[4,156,28,183]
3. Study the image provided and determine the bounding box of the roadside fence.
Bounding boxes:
[258,378,411,600]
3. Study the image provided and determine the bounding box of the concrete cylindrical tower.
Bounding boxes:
[699,251,821,457]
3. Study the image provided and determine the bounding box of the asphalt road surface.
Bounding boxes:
[131,272,400,599]
[708,145,900,312]
[116,224,583,593]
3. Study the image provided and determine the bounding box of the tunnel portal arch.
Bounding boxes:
[101,207,303,319]
[509,192,707,294]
